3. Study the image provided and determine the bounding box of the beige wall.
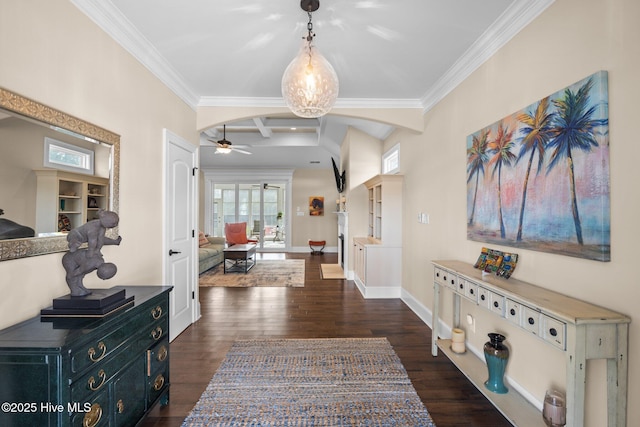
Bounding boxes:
[0,0,197,329]
[395,0,639,424]
[291,169,338,248]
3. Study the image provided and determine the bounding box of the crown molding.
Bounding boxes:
[419,0,555,113]
[197,97,286,108]
[197,96,424,109]
[334,98,424,109]
[71,0,199,109]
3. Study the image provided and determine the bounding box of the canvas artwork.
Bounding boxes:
[309,196,324,216]
[474,247,519,279]
[467,71,610,261]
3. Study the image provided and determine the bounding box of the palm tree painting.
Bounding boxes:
[466,71,610,261]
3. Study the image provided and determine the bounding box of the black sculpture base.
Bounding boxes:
[41,288,134,318]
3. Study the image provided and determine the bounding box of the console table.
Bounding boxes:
[0,285,172,427]
[431,260,629,427]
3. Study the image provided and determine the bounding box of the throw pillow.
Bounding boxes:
[198,231,210,247]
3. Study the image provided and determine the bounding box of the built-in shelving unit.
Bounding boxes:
[432,260,630,427]
[35,169,109,234]
[354,174,403,298]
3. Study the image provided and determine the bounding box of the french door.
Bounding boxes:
[211,182,287,251]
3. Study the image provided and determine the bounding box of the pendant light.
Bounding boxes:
[281,0,339,118]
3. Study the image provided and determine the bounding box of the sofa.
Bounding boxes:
[198,235,225,274]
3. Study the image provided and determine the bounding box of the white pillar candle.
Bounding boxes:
[451,328,466,353]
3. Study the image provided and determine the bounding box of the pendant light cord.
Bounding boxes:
[306,12,315,42]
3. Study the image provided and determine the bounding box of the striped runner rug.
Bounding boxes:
[182,338,436,426]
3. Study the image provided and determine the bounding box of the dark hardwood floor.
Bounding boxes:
[141,252,511,427]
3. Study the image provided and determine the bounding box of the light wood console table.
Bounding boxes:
[431,260,629,427]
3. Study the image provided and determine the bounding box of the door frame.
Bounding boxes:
[163,129,200,339]
[203,169,293,251]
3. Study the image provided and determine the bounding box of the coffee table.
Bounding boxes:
[223,244,257,274]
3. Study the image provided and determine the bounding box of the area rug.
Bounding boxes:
[199,259,304,287]
[320,263,346,279]
[182,338,436,426]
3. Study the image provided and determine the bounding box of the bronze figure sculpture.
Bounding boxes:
[62,210,122,296]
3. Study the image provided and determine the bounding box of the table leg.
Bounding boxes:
[566,324,586,427]
[607,323,628,426]
[432,283,440,356]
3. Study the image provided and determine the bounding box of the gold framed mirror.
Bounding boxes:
[0,87,119,261]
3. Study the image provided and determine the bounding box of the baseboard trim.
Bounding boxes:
[354,277,401,299]
[289,246,338,253]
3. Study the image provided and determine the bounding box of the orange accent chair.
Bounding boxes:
[224,222,258,246]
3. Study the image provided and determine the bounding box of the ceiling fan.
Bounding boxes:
[207,125,252,155]
[252,183,281,189]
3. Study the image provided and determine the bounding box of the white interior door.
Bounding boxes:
[164,129,199,341]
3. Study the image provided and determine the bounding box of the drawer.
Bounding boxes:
[147,363,170,407]
[477,286,491,310]
[542,315,566,350]
[434,267,457,290]
[455,278,466,296]
[70,388,110,427]
[147,338,170,376]
[522,305,542,336]
[506,299,521,325]
[464,280,478,302]
[138,318,169,351]
[143,298,169,324]
[71,323,132,375]
[489,291,505,316]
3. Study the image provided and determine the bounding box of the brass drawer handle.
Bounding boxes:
[157,345,168,362]
[88,369,107,391]
[87,342,107,362]
[153,374,165,391]
[117,399,124,414]
[151,326,163,341]
[83,403,102,427]
[151,306,163,320]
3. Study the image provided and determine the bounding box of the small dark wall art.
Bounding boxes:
[309,196,324,216]
[466,71,610,261]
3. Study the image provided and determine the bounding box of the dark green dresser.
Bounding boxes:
[0,286,172,427]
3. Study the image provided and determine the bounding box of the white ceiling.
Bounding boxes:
[72,0,553,169]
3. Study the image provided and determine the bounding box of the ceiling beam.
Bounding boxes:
[252,117,272,138]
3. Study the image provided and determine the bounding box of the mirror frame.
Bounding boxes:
[0,87,120,261]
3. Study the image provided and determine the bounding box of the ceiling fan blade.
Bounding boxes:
[207,138,227,148]
[233,148,252,155]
